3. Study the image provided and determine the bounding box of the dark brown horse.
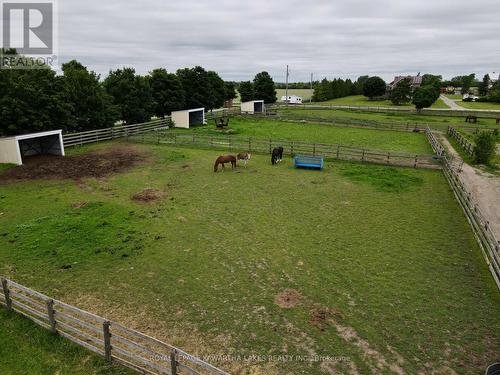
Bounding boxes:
[496,117,500,125]
[214,155,237,172]
[465,115,478,123]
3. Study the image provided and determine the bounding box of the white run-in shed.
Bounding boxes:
[171,108,205,129]
[241,100,265,114]
[0,130,65,165]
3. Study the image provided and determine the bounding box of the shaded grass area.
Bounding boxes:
[278,108,500,129]
[0,308,132,375]
[173,117,432,154]
[0,143,499,374]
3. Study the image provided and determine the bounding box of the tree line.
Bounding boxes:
[0,49,278,136]
[311,76,367,102]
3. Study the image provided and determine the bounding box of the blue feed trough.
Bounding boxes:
[294,155,324,170]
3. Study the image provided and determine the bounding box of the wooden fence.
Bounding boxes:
[62,109,241,148]
[425,128,500,290]
[130,131,439,169]
[0,278,230,375]
[447,126,475,157]
[63,119,171,148]
[272,103,500,118]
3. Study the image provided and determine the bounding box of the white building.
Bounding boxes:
[280,95,303,104]
[170,108,205,128]
[240,100,265,114]
[0,130,65,165]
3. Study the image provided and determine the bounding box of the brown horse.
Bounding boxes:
[214,155,237,172]
[496,117,500,125]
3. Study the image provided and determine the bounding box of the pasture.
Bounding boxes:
[278,108,500,130]
[275,89,314,102]
[177,117,432,154]
[455,101,500,110]
[307,95,448,109]
[1,139,499,374]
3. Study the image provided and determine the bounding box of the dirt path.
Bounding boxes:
[439,95,464,110]
[438,134,500,240]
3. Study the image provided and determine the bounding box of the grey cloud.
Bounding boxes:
[58,0,500,81]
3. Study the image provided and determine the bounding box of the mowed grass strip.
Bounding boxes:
[171,117,432,154]
[0,143,498,374]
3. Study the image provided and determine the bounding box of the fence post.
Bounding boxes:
[269,139,272,154]
[1,278,11,310]
[46,299,56,333]
[313,144,316,156]
[248,138,252,152]
[362,149,365,162]
[414,155,418,168]
[387,152,390,164]
[170,349,178,375]
[103,321,112,362]
[336,145,340,159]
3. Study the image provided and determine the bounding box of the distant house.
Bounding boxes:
[280,95,303,104]
[387,74,423,92]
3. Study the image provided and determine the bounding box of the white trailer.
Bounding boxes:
[0,130,65,165]
[241,100,265,114]
[280,95,303,104]
[170,108,205,128]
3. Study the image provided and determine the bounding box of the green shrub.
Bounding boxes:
[474,131,496,164]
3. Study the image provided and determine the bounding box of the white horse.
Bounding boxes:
[237,153,251,167]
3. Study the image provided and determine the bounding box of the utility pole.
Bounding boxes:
[310,72,313,102]
[285,65,289,107]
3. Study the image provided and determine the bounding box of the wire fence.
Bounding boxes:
[425,128,500,290]
[0,277,230,375]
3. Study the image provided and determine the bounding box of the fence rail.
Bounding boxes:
[425,129,500,290]
[63,119,171,148]
[0,278,230,375]
[272,103,500,118]
[447,126,475,157]
[130,131,439,169]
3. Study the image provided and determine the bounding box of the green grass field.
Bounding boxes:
[308,95,448,109]
[0,308,132,375]
[455,101,500,110]
[278,108,500,130]
[0,141,499,374]
[444,94,462,100]
[181,117,431,154]
[276,89,313,102]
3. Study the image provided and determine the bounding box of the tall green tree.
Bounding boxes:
[176,66,209,109]
[224,82,237,102]
[238,81,254,102]
[461,73,476,94]
[104,68,152,124]
[149,68,185,118]
[62,60,117,132]
[488,81,500,103]
[363,76,386,99]
[0,49,72,136]
[312,78,331,102]
[412,85,440,111]
[421,74,442,90]
[390,78,412,105]
[479,74,491,96]
[253,71,277,103]
[206,71,226,111]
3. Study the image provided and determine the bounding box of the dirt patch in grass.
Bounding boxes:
[131,188,165,203]
[0,145,146,183]
[71,201,88,209]
[309,305,343,331]
[274,289,301,308]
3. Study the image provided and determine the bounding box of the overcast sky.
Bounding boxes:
[59,0,500,82]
